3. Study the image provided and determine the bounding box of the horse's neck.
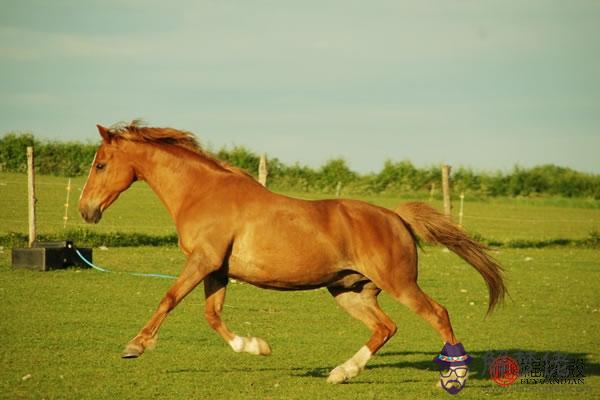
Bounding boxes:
[133,144,227,223]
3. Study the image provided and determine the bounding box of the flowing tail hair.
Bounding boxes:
[396,202,507,314]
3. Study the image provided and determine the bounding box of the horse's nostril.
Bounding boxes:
[80,206,102,224]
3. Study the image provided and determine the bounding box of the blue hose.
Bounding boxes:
[74,249,177,280]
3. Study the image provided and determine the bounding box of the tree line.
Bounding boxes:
[1,132,599,199]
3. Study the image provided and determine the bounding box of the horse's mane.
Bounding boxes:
[106,120,254,179]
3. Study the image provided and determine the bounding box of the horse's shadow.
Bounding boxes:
[291,349,600,381]
[166,348,598,382]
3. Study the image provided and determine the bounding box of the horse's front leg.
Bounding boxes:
[122,249,219,358]
[204,273,271,356]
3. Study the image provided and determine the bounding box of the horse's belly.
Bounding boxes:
[228,214,351,289]
[227,254,344,290]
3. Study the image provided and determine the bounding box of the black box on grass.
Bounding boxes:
[11,240,93,271]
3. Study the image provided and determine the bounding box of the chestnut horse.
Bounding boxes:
[79,121,505,383]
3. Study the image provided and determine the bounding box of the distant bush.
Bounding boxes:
[0,132,96,176]
[0,133,37,173]
[450,164,600,199]
[1,132,599,198]
[216,145,260,176]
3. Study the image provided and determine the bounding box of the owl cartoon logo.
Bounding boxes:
[434,342,472,395]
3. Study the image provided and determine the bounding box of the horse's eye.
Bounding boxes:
[95,163,105,171]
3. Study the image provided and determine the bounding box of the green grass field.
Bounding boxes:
[0,172,599,399]
[1,248,598,399]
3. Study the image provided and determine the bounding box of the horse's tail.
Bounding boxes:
[395,202,506,314]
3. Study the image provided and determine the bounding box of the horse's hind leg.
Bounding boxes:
[204,273,271,356]
[378,278,458,345]
[390,283,458,345]
[327,282,397,384]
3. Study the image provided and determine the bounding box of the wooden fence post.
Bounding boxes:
[335,181,342,197]
[258,154,268,187]
[63,178,72,228]
[442,164,452,217]
[27,146,37,247]
[458,191,465,227]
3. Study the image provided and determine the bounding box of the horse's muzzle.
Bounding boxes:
[80,205,103,224]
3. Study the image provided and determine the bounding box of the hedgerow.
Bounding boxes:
[1,132,598,198]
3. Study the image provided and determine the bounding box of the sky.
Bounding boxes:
[1,0,599,174]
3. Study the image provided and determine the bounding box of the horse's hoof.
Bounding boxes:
[327,367,348,384]
[121,343,144,359]
[327,359,363,384]
[256,338,272,356]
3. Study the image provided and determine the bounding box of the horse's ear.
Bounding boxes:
[96,124,111,143]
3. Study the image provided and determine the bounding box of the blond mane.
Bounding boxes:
[106,120,254,178]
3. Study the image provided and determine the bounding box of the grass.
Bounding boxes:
[1,172,599,243]
[0,247,599,399]
[1,171,599,398]
[0,172,173,236]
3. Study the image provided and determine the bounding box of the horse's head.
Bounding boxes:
[79,125,137,224]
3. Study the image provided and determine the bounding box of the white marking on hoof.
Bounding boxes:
[327,366,349,384]
[327,346,372,384]
[229,335,245,353]
[228,335,271,356]
[352,346,372,367]
[245,336,261,355]
[255,337,272,355]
